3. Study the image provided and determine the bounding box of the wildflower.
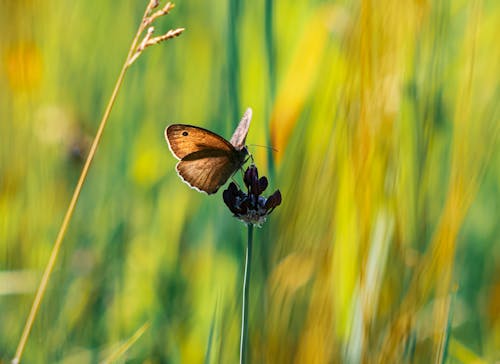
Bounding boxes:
[223,164,282,226]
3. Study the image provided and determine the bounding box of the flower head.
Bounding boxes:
[223,165,281,226]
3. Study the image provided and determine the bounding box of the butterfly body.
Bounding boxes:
[165,108,252,194]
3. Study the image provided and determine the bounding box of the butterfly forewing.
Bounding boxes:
[166,125,235,160]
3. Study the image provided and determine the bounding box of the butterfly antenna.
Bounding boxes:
[247,144,279,153]
[242,146,254,164]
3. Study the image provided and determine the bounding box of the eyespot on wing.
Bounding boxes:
[165,124,235,160]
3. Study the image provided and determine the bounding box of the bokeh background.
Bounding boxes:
[1,0,499,362]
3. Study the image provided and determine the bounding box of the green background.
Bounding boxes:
[0,0,498,362]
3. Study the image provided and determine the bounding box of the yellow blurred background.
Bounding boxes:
[0,0,499,362]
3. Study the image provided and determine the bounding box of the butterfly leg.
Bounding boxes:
[244,152,254,165]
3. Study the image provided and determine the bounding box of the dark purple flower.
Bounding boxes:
[223,164,281,226]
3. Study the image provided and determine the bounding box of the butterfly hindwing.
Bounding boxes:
[176,151,240,194]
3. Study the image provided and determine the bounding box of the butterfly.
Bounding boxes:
[165,108,252,194]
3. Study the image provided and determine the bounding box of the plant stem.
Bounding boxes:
[12,5,152,363]
[240,223,253,364]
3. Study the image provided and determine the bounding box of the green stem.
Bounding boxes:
[240,224,253,364]
[265,0,276,181]
[227,0,242,124]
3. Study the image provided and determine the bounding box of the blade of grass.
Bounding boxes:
[100,322,150,364]
[227,0,242,124]
[264,0,276,178]
[203,298,219,364]
[448,339,489,364]
[437,292,454,364]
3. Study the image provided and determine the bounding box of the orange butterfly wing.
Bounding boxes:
[165,125,235,160]
[165,125,246,194]
[176,150,242,194]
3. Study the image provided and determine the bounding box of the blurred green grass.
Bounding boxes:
[1,0,499,362]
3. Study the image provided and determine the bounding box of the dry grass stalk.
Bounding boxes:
[128,1,184,66]
[12,1,182,363]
